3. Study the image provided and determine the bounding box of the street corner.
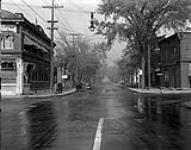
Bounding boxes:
[1,88,76,100]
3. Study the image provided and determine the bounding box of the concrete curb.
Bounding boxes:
[2,89,76,99]
[112,82,191,95]
[128,88,160,94]
[128,88,191,95]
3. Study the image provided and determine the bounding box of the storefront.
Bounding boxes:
[1,10,55,95]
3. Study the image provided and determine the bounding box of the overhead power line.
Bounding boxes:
[55,10,74,32]
[20,0,47,23]
[9,0,34,19]
[67,1,90,13]
[2,1,98,35]
[2,2,98,14]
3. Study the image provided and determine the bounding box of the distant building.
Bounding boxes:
[150,36,165,87]
[1,9,55,95]
[150,47,161,87]
[159,32,191,88]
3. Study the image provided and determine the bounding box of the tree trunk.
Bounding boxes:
[136,70,138,89]
[141,56,145,89]
[148,45,151,89]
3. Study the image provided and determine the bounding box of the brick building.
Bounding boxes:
[159,32,191,88]
[1,9,55,95]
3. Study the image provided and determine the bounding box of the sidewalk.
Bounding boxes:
[2,88,76,99]
[128,87,191,94]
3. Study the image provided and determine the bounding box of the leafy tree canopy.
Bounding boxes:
[97,0,191,54]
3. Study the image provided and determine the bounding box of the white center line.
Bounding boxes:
[93,118,104,150]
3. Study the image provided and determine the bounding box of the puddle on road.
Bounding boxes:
[20,101,57,150]
[134,96,191,128]
[102,94,191,150]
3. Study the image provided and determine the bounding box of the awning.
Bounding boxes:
[24,35,49,53]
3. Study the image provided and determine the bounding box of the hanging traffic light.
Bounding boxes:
[89,20,95,32]
[90,12,94,19]
[89,12,95,32]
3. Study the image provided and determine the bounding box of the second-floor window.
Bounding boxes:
[1,35,14,50]
[1,62,15,70]
[173,47,176,57]
[165,50,168,62]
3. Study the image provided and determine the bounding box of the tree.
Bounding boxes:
[117,50,141,87]
[97,0,191,88]
[93,41,108,61]
[54,32,102,87]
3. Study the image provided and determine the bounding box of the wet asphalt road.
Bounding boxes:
[2,82,191,150]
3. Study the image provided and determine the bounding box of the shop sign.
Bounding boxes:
[138,69,142,75]
[62,75,68,79]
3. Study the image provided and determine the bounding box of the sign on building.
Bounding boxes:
[62,75,68,79]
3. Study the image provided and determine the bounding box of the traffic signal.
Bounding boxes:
[89,12,95,32]
[90,12,94,20]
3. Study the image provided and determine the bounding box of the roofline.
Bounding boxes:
[159,32,191,44]
[23,18,53,46]
[159,32,179,44]
[0,9,22,19]
[1,9,56,47]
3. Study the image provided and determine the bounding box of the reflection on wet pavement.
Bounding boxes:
[135,96,187,128]
[26,101,57,150]
[2,83,191,150]
[130,95,191,150]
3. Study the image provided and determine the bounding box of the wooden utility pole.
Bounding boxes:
[68,33,80,87]
[0,0,2,100]
[68,33,80,50]
[43,0,63,93]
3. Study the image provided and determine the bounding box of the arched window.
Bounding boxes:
[5,36,14,49]
[1,38,5,49]
[1,35,14,50]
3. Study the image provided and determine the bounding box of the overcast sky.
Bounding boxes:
[2,0,124,64]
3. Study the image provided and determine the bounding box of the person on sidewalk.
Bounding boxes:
[56,83,63,93]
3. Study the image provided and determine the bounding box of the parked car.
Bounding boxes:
[119,80,125,85]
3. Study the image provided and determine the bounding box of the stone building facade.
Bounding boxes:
[159,32,191,88]
[1,10,55,95]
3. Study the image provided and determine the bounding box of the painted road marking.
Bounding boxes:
[93,118,104,150]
